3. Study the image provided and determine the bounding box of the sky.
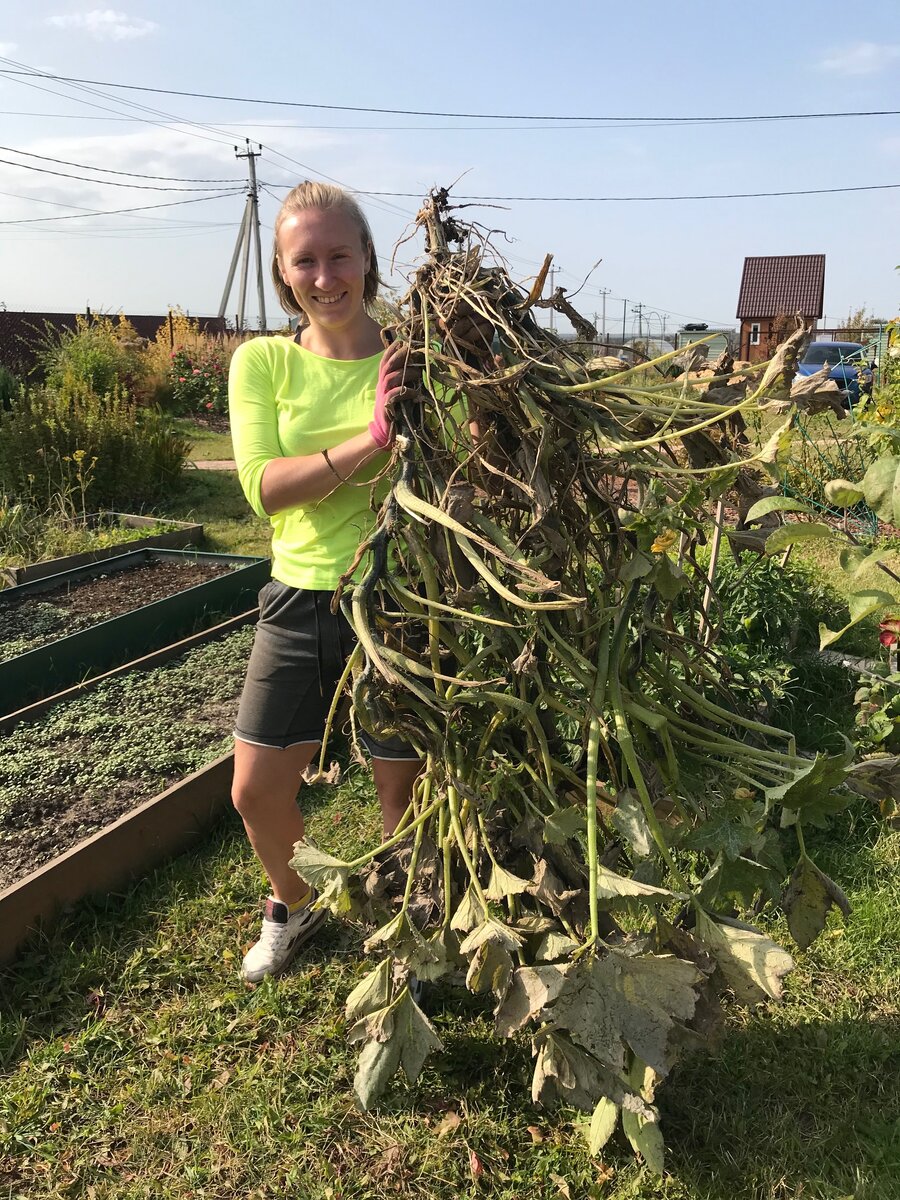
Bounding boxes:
[1,1,899,340]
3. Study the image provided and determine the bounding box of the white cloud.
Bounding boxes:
[44,10,158,41]
[818,41,900,76]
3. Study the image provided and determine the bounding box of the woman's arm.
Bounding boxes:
[259,430,383,514]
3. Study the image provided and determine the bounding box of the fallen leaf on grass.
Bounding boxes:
[526,1124,544,1143]
[469,1148,485,1179]
[550,1173,572,1199]
[436,1110,461,1137]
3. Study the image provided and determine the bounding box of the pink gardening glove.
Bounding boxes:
[369,340,414,449]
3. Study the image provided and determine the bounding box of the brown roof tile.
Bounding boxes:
[736,255,825,319]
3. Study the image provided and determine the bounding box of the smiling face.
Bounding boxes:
[276,206,372,336]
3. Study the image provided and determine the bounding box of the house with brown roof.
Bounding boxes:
[735,254,825,362]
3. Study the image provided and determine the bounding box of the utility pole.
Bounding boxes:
[631,302,645,339]
[598,287,610,340]
[219,141,267,333]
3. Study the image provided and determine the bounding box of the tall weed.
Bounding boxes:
[0,381,190,510]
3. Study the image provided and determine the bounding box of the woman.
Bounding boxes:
[228,181,422,983]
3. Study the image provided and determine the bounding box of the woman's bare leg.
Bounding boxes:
[372,757,425,838]
[231,738,320,904]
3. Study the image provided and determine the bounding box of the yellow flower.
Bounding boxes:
[650,529,677,555]
[72,449,86,463]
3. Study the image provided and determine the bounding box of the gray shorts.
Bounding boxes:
[235,580,422,760]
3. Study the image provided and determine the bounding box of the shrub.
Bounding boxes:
[0,380,191,511]
[143,309,241,415]
[168,343,229,414]
[712,552,855,749]
[34,314,150,401]
[0,365,20,410]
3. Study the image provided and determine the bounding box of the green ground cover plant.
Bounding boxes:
[0,557,233,663]
[0,625,254,887]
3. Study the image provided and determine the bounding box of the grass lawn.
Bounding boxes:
[164,469,271,562]
[1,771,897,1200]
[173,418,235,464]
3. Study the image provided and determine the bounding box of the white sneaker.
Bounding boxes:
[241,894,326,983]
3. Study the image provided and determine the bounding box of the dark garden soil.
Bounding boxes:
[0,625,254,890]
[0,558,232,662]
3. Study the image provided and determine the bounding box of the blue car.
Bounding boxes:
[795,340,872,406]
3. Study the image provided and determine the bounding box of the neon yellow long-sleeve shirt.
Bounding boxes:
[228,335,389,590]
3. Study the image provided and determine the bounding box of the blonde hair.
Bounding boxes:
[271,180,380,317]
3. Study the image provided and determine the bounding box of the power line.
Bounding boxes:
[0,192,244,226]
[0,186,235,226]
[0,144,243,183]
[0,155,242,192]
[8,109,898,134]
[361,182,900,202]
[2,68,899,125]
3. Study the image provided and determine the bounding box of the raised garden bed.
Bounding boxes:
[0,547,268,713]
[0,612,257,963]
[0,512,204,587]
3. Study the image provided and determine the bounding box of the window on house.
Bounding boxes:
[749,323,761,346]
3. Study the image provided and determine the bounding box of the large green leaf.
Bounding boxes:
[544,805,586,845]
[694,910,793,1004]
[819,589,896,649]
[764,522,832,556]
[530,1031,654,1116]
[862,454,900,525]
[547,950,703,1075]
[349,989,443,1111]
[698,854,780,910]
[764,743,853,826]
[824,479,865,508]
[781,857,851,950]
[621,1108,665,1177]
[588,1096,619,1155]
[681,799,763,861]
[744,495,814,523]
[838,545,894,579]
[289,841,352,916]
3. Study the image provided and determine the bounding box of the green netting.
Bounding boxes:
[782,410,879,537]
